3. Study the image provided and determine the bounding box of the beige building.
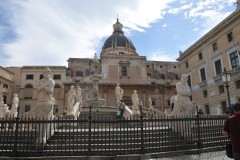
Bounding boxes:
[66,19,180,112]
[177,6,240,114]
[0,66,14,105]
[7,66,66,114]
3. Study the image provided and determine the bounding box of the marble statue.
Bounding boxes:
[2,104,11,129]
[0,97,4,117]
[93,53,100,74]
[170,74,195,138]
[170,95,176,111]
[76,85,82,103]
[10,93,19,118]
[115,83,124,105]
[148,96,153,109]
[170,74,195,116]
[33,67,55,147]
[67,85,76,115]
[132,90,140,114]
[2,104,10,118]
[217,105,222,114]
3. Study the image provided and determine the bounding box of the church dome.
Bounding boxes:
[101,19,138,56]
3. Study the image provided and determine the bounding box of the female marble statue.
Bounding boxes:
[10,93,19,117]
[170,74,195,116]
[148,96,153,108]
[0,97,4,117]
[67,85,76,115]
[76,85,82,103]
[115,83,124,105]
[132,90,140,114]
[34,67,55,147]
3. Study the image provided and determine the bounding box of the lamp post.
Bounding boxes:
[221,67,232,114]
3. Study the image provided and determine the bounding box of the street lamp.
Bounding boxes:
[221,67,232,114]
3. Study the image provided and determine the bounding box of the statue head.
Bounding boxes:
[2,104,9,111]
[70,85,74,90]
[181,74,188,84]
[43,67,51,79]
[14,93,18,98]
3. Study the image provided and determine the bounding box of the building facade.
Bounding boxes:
[177,6,240,114]
[0,66,14,105]
[7,66,66,115]
[63,19,180,113]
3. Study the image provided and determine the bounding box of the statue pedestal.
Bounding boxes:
[87,98,105,108]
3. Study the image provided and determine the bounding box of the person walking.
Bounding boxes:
[223,102,240,160]
[119,100,125,118]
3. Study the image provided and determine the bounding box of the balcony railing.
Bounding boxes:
[198,80,207,88]
[231,66,240,76]
[213,74,222,83]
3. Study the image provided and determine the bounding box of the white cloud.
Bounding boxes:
[193,28,199,32]
[0,0,176,66]
[181,0,235,40]
[162,23,167,28]
[149,49,177,62]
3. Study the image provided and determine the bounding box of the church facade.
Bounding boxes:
[65,19,179,113]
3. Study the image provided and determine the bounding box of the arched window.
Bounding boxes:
[54,84,61,88]
[25,84,33,88]
[76,71,83,77]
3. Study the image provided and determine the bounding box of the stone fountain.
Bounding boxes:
[86,53,105,108]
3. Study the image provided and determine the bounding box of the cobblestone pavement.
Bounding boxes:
[149,151,231,160]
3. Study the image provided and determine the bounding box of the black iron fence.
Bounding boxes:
[0,106,229,157]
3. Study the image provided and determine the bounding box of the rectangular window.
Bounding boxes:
[214,59,222,75]
[212,42,218,51]
[76,71,83,77]
[122,66,128,76]
[203,90,208,98]
[167,100,170,106]
[227,32,233,42]
[86,69,90,76]
[198,53,203,60]
[187,75,191,87]
[160,74,165,79]
[185,62,189,68]
[54,106,59,113]
[200,68,206,81]
[3,95,7,104]
[24,97,32,99]
[53,74,61,80]
[219,85,224,93]
[221,101,227,113]
[3,84,8,88]
[26,74,34,80]
[236,80,240,89]
[25,105,30,112]
[152,101,155,106]
[39,74,44,79]
[230,51,239,68]
[205,105,210,114]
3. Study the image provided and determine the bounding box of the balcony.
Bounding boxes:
[198,80,207,88]
[231,66,240,76]
[213,74,222,83]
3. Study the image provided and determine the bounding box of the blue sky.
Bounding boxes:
[0,0,237,67]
